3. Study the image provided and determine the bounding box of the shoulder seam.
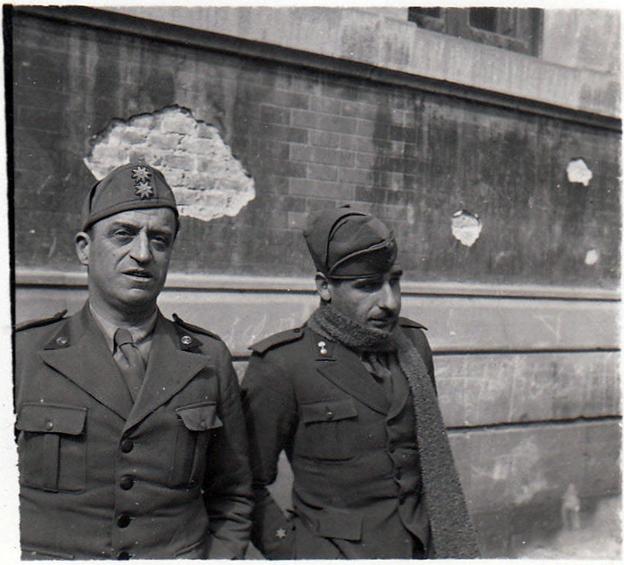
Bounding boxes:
[249,328,304,355]
[399,316,427,331]
[15,310,67,332]
[172,313,223,341]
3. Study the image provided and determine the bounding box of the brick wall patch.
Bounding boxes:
[84,106,255,223]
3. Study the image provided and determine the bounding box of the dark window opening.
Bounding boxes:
[408,7,543,56]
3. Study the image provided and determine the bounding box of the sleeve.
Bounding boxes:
[241,352,298,559]
[202,343,254,559]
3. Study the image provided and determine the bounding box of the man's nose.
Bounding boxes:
[129,231,152,263]
[378,281,400,312]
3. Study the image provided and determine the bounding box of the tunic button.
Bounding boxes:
[55,336,68,346]
[117,514,131,528]
[120,439,134,453]
[117,551,130,560]
[326,410,334,420]
[45,420,54,431]
[120,475,134,490]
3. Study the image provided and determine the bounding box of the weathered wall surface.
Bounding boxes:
[10,8,621,558]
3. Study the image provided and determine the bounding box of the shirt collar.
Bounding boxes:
[89,303,158,353]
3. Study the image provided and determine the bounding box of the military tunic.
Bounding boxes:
[14,303,253,560]
[241,318,435,559]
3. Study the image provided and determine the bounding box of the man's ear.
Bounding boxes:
[315,272,332,303]
[75,231,91,266]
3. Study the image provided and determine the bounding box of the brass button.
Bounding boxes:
[326,409,334,420]
[181,335,192,346]
[45,420,54,431]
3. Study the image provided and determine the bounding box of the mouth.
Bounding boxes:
[369,316,396,328]
[123,269,153,281]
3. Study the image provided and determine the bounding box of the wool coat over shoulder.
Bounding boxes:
[14,303,253,560]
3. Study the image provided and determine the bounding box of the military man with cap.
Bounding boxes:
[242,206,479,559]
[14,163,252,559]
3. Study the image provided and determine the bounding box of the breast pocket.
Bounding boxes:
[297,399,358,461]
[16,403,87,492]
[168,401,223,487]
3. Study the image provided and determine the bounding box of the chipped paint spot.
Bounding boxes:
[585,249,600,265]
[566,158,593,187]
[451,210,482,247]
[84,106,255,223]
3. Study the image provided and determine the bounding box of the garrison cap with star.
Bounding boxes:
[81,162,178,231]
[303,205,398,279]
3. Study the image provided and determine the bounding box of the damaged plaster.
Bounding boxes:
[84,106,255,223]
[566,158,593,187]
[451,210,482,247]
[584,249,600,265]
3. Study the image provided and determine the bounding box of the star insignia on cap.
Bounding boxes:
[275,528,287,539]
[131,165,152,182]
[135,180,154,199]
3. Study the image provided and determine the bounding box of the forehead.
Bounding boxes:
[93,207,177,231]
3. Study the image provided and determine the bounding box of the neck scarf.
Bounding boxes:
[308,304,480,558]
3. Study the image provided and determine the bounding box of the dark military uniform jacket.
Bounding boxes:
[14,303,253,560]
[242,318,436,559]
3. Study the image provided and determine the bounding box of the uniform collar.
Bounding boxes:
[89,303,158,353]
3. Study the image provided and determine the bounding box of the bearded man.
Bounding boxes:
[242,206,479,559]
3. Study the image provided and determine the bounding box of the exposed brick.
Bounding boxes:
[270,89,310,110]
[254,122,308,144]
[341,100,378,120]
[291,109,319,129]
[260,104,291,126]
[309,95,342,115]
[309,130,340,148]
[307,163,338,182]
[148,132,180,150]
[289,143,311,163]
[339,168,374,186]
[311,147,356,168]
[317,114,358,135]
[289,178,353,200]
[338,134,359,152]
[287,211,307,229]
[303,197,346,212]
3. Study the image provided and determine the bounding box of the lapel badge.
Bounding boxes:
[317,340,328,355]
[181,335,193,346]
[55,335,68,347]
[132,165,154,199]
[275,528,287,539]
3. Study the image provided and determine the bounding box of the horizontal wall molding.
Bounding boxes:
[234,350,621,428]
[15,278,620,356]
[14,268,621,301]
[14,6,621,131]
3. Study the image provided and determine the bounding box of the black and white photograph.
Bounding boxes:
[3,3,621,561]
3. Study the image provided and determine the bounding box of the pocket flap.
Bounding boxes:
[176,402,223,431]
[16,403,86,435]
[316,509,362,541]
[301,399,357,424]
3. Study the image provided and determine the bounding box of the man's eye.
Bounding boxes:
[151,236,171,249]
[113,230,132,240]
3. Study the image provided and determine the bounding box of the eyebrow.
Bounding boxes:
[108,221,174,236]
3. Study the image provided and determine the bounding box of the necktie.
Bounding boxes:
[114,328,145,401]
[362,352,394,400]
